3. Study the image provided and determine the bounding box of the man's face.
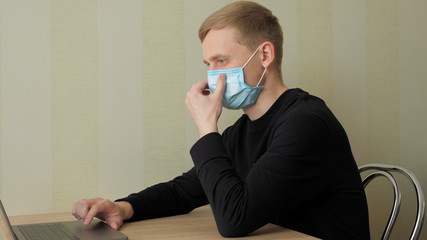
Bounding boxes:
[202,27,263,87]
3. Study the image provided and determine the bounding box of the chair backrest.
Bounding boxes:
[359,163,425,240]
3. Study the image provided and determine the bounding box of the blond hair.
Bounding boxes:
[199,1,283,68]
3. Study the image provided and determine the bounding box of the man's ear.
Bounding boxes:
[260,41,275,69]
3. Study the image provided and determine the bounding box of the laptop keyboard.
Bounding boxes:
[17,223,78,240]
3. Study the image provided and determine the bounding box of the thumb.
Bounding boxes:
[214,73,226,96]
[110,222,120,230]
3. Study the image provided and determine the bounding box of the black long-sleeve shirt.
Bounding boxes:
[118,89,370,240]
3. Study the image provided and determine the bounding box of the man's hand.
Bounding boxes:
[72,198,133,230]
[185,74,226,137]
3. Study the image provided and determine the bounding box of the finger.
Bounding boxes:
[108,220,122,230]
[110,222,119,230]
[191,80,209,95]
[73,199,91,220]
[84,200,108,225]
[197,79,208,89]
[72,202,79,219]
[213,74,226,96]
[84,205,98,225]
[72,204,86,221]
[187,80,209,103]
[73,198,102,220]
[202,89,211,95]
[201,79,212,95]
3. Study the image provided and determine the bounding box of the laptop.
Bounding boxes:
[0,200,128,240]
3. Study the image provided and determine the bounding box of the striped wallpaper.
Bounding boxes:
[0,1,426,239]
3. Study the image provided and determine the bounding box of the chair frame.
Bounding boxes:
[359,163,425,240]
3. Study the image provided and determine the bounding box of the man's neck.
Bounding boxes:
[244,70,287,121]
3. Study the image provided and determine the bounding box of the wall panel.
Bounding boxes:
[398,0,427,239]
[141,0,187,187]
[0,0,52,215]
[51,0,99,211]
[332,0,368,165]
[297,0,333,106]
[98,0,145,200]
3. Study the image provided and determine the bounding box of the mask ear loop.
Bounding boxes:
[242,45,262,68]
[242,45,266,87]
[256,68,267,87]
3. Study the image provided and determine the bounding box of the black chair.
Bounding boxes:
[359,163,425,240]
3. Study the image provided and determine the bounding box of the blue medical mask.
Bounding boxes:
[207,46,267,110]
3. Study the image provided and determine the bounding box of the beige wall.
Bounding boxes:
[0,0,425,239]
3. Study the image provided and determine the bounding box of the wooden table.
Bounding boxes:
[9,206,319,239]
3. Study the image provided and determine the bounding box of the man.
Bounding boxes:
[73,2,370,239]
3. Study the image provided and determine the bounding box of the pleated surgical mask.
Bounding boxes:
[208,46,267,110]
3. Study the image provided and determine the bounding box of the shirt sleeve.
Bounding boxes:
[116,167,209,222]
[190,113,332,237]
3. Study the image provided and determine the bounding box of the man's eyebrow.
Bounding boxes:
[203,54,230,64]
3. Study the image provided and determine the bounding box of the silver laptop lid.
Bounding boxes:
[0,200,18,240]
